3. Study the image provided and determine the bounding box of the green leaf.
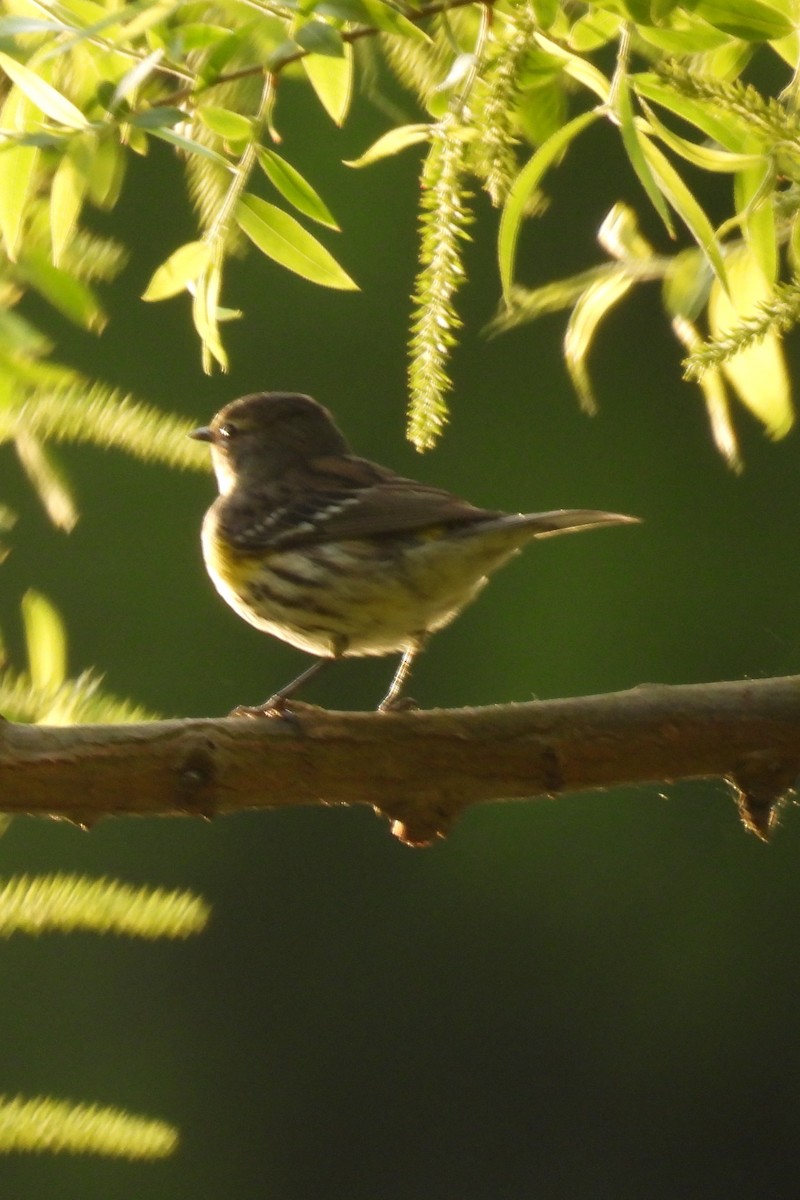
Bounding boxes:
[0,51,88,128]
[634,75,758,153]
[564,270,634,412]
[257,148,338,228]
[192,263,229,374]
[735,161,777,283]
[691,0,792,40]
[21,590,67,691]
[533,34,611,102]
[708,246,792,438]
[499,108,601,299]
[615,74,674,236]
[110,47,165,108]
[85,135,125,208]
[344,123,431,168]
[639,135,728,290]
[127,106,184,129]
[0,144,39,260]
[142,241,212,301]
[17,249,106,331]
[50,138,91,266]
[302,41,353,125]
[315,0,429,39]
[14,434,78,531]
[197,106,254,142]
[568,9,621,51]
[357,0,429,41]
[662,249,712,321]
[639,99,765,173]
[237,193,358,290]
[672,313,741,470]
[148,125,233,168]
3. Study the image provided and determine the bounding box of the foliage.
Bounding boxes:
[0,590,158,722]
[0,0,797,477]
[0,1095,178,1158]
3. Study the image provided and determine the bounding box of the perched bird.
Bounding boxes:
[190,392,638,712]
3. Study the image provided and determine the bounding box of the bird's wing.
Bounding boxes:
[219,455,498,551]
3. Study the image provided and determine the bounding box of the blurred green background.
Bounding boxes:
[3,76,800,1200]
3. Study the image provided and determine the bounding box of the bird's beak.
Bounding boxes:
[189,426,214,443]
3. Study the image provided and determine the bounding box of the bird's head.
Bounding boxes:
[190,392,350,495]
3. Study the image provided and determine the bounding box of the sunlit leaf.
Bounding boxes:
[257,148,338,228]
[237,193,358,290]
[197,106,254,142]
[21,590,67,693]
[708,246,792,438]
[533,34,611,102]
[639,100,765,173]
[0,51,88,128]
[344,123,431,168]
[634,76,759,153]
[564,270,634,412]
[85,135,125,208]
[110,47,164,108]
[142,241,212,301]
[301,41,353,125]
[192,264,229,374]
[0,144,39,260]
[148,126,232,168]
[615,73,674,236]
[499,108,601,299]
[568,9,621,50]
[50,138,91,266]
[316,0,429,40]
[639,135,728,289]
[17,249,106,330]
[14,435,78,532]
[672,313,741,471]
[662,249,712,321]
[691,0,792,40]
[734,161,777,283]
[127,106,184,129]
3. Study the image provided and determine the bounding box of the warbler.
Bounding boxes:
[190,392,638,712]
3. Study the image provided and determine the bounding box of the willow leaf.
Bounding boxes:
[302,42,353,125]
[257,148,338,228]
[0,52,88,128]
[708,246,792,438]
[237,193,357,290]
[499,108,601,299]
[639,135,728,289]
[344,123,431,168]
[142,241,212,301]
[564,270,634,412]
[21,590,67,693]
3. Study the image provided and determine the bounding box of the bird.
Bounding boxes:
[189,392,638,713]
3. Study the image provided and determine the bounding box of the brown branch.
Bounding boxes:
[161,0,481,105]
[2,676,799,846]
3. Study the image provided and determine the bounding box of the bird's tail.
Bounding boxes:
[483,510,641,539]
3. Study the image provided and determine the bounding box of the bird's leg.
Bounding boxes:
[378,638,425,712]
[230,657,331,718]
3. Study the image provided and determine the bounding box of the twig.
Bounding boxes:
[1,675,799,846]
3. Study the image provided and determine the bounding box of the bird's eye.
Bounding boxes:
[218,422,238,440]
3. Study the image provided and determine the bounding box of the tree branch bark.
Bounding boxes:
[1,675,799,845]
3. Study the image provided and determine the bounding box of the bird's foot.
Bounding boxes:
[229,695,293,719]
[377,695,420,714]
